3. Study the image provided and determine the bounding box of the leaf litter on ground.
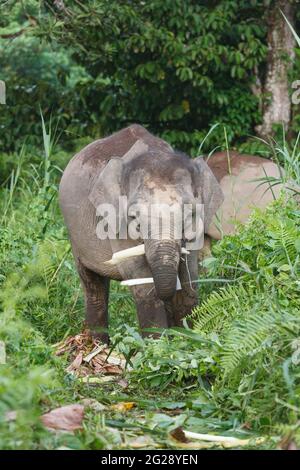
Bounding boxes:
[51,331,270,448]
[54,330,127,379]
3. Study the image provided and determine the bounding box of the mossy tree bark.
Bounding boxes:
[256,0,296,139]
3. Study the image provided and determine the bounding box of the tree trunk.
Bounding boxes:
[256,1,295,139]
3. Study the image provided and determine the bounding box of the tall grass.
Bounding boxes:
[252,130,300,197]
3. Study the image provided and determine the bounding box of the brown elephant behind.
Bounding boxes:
[202,151,297,257]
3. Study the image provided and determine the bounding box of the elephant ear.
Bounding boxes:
[88,157,123,210]
[193,157,224,232]
[88,140,148,210]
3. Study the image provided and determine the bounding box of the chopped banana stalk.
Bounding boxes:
[105,245,190,265]
[182,430,264,447]
[83,345,107,363]
[121,276,182,290]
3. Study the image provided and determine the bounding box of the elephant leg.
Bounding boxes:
[170,252,199,327]
[77,260,110,343]
[129,284,169,336]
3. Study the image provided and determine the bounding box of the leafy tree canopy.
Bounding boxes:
[35,0,269,154]
[1,1,300,154]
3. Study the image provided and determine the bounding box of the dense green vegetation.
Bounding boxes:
[0,0,300,451]
[1,1,300,154]
[0,126,299,449]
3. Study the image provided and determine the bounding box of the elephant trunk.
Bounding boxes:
[144,238,180,300]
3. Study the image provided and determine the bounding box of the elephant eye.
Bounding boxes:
[127,214,136,223]
[97,213,108,226]
[128,214,140,229]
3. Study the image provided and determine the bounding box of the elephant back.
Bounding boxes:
[75,124,172,170]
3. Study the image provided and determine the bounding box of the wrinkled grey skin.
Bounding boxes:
[59,125,223,341]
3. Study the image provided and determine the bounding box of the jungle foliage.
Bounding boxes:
[0,125,299,448]
[0,0,300,452]
[1,0,300,154]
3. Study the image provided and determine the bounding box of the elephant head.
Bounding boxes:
[89,142,224,301]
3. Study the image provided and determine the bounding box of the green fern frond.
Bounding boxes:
[267,220,299,266]
[191,281,280,376]
[220,307,277,374]
[191,284,255,334]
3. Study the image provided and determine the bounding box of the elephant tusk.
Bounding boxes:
[121,276,182,290]
[104,244,146,265]
[121,278,154,286]
[105,245,189,265]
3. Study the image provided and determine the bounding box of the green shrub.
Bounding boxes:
[129,197,300,433]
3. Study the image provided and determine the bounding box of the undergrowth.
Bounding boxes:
[129,198,300,440]
[0,134,299,449]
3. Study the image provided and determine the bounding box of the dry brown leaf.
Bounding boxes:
[55,336,76,356]
[170,427,188,443]
[91,355,106,367]
[55,331,127,379]
[110,402,136,412]
[103,364,123,374]
[41,404,84,431]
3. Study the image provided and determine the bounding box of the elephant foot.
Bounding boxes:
[88,327,109,345]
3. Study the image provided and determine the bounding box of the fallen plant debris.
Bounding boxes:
[170,427,265,449]
[78,375,116,384]
[110,402,136,412]
[41,404,84,432]
[54,331,127,378]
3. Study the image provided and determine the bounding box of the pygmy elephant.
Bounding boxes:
[59,124,224,341]
[202,151,296,256]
